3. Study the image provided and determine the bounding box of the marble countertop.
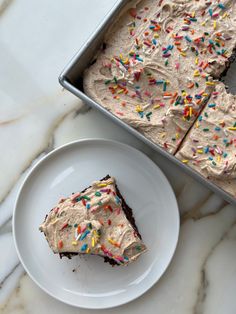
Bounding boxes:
[1,1,236,313]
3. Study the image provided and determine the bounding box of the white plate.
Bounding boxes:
[13,139,179,309]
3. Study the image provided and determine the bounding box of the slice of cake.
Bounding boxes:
[175,82,236,197]
[39,175,147,265]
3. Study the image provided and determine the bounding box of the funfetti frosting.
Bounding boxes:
[176,82,236,197]
[83,0,236,154]
[39,176,147,265]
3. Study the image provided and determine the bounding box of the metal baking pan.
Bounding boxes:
[59,0,236,206]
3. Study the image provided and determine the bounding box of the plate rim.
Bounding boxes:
[13,138,180,309]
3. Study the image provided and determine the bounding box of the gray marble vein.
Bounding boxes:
[0,0,12,16]
[194,221,236,314]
